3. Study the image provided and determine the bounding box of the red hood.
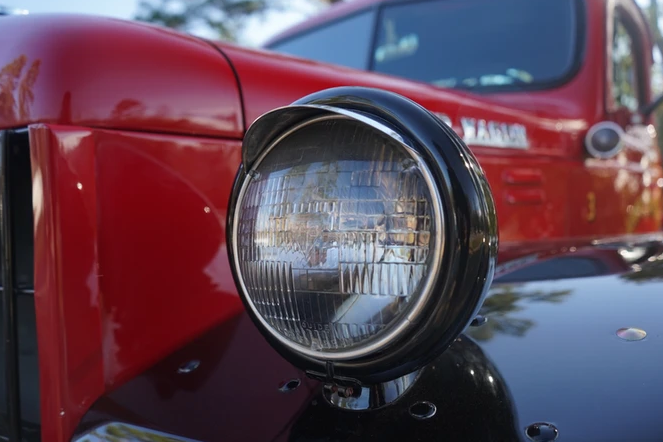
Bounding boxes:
[0,14,243,138]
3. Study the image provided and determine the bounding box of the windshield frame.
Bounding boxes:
[367,0,587,94]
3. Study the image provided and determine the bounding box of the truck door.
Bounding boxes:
[578,0,663,236]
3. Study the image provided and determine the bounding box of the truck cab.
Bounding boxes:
[265,0,663,248]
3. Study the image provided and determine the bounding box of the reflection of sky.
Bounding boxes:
[12,0,660,47]
[15,0,317,46]
[477,274,663,439]
[16,0,136,19]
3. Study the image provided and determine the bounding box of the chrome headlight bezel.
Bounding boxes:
[227,87,498,385]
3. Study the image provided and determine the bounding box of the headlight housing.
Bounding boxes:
[228,87,497,385]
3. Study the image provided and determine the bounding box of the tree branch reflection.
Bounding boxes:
[468,284,572,341]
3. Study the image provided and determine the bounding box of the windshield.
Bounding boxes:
[372,0,581,92]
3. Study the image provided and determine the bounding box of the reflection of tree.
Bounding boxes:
[134,0,343,43]
[110,99,147,120]
[0,55,40,124]
[468,284,573,341]
[621,259,663,283]
[18,58,40,120]
[612,21,638,111]
[0,55,27,121]
[645,1,663,157]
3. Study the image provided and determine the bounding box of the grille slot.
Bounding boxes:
[0,129,40,442]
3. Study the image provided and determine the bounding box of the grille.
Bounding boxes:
[0,129,40,442]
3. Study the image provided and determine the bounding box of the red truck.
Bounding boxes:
[1,0,663,441]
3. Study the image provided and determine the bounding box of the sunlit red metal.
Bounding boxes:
[30,125,244,441]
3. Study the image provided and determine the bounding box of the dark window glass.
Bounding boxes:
[372,0,579,91]
[269,10,375,70]
[612,16,639,111]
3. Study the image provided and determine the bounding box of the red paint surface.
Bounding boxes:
[0,14,243,138]
[30,126,104,442]
[30,125,244,441]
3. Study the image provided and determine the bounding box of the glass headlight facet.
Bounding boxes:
[233,116,443,360]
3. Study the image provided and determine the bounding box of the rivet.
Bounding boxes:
[470,315,488,327]
[409,401,436,420]
[616,327,647,341]
[525,422,559,441]
[279,378,301,393]
[177,359,200,374]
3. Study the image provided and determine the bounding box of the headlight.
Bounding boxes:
[229,87,497,386]
[235,114,442,359]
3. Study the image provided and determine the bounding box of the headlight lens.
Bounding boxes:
[233,115,443,359]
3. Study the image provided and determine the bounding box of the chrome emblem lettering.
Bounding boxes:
[461,117,476,139]
[460,117,529,149]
